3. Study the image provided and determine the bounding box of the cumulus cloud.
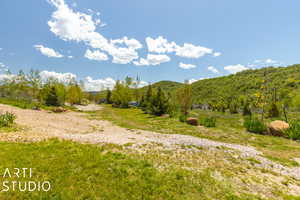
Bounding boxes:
[213,52,221,57]
[224,64,248,74]
[47,0,142,64]
[84,49,108,61]
[208,66,219,73]
[84,76,116,91]
[179,62,196,69]
[39,70,76,83]
[84,76,148,91]
[133,54,170,66]
[34,45,64,58]
[145,36,177,54]
[146,36,214,59]
[175,43,213,58]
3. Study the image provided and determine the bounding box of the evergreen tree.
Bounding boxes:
[106,89,112,104]
[45,86,60,106]
[149,87,169,116]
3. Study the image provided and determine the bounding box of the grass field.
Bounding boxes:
[0,139,266,200]
[92,105,300,167]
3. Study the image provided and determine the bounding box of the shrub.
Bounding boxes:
[284,121,300,140]
[266,102,280,118]
[179,114,187,122]
[0,112,16,127]
[45,86,60,106]
[242,102,252,116]
[199,116,216,128]
[243,116,266,134]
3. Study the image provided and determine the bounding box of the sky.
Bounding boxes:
[0,0,300,90]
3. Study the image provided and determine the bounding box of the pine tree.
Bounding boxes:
[106,89,112,104]
[148,87,169,116]
[45,86,59,106]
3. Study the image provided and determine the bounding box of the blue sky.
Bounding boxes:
[0,0,299,90]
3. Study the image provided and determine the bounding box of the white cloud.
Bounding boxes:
[47,0,142,64]
[84,49,108,61]
[265,58,278,64]
[179,62,196,69]
[145,36,177,54]
[68,55,73,58]
[133,54,170,66]
[213,52,221,57]
[39,70,76,83]
[208,66,219,73]
[175,43,213,58]
[0,74,15,83]
[83,76,148,91]
[0,63,8,72]
[224,64,248,74]
[146,36,213,58]
[34,45,64,58]
[250,58,282,68]
[187,79,198,84]
[84,76,116,91]
[187,77,207,84]
[137,81,148,88]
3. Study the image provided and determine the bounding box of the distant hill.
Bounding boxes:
[190,64,300,103]
[141,81,183,94]
[89,64,300,104]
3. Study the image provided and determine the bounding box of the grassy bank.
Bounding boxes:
[0,139,263,200]
[91,105,300,167]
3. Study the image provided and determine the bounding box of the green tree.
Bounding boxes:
[106,89,112,104]
[111,80,132,108]
[67,83,83,105]
[176,81,192,117]
[148,87,169,116]
[45,86,60,106]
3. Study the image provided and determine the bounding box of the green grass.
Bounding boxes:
[0,139,259,200]
[93,105,300,167]
[0,97,76,111]
[0,98,37,109]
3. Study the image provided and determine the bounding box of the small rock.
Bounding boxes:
[186,117,198,126]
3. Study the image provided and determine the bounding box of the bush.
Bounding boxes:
[266,102,280,118]
[179,114,187,122]
[199,116,216,128]
[284,121,300,140]
[243,116,266,134]
[0,112,16,127]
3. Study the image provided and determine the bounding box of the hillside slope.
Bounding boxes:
[190,64,300,103]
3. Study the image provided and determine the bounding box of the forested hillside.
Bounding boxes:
[190,64,300,104]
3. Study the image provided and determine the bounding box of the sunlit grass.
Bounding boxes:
[94,105,300,167]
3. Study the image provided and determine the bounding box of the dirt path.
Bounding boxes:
[0,103,300,182]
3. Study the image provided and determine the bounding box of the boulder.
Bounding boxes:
[186,117,198,126]
[268,120,289,136]
[52,107,67,113]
